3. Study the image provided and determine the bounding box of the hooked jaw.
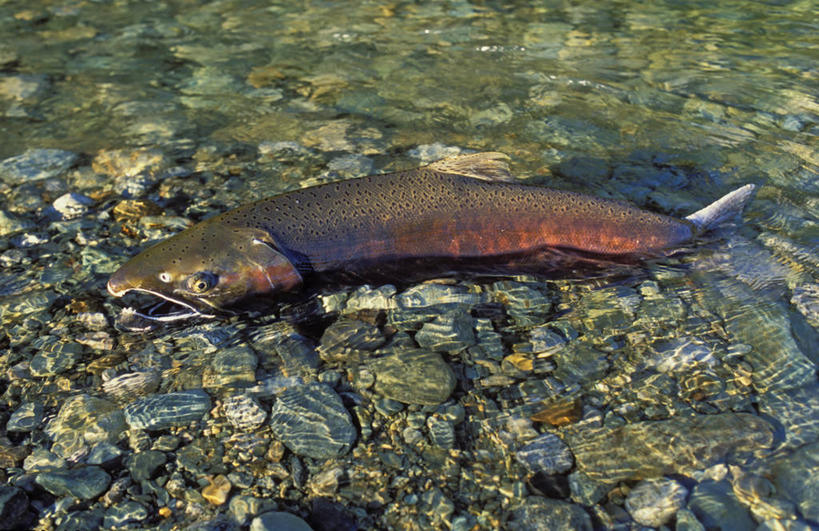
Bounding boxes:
[106,268,217,321]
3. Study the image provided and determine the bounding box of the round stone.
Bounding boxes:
[625,478,688,527]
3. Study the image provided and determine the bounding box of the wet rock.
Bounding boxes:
[516,433,573,475]
[36,466,111,500]
[396,283,482,310]
[566,413,774,484]
[229,495,276,526]
[414,311,475,352]
[29,338,83,376]
[646,336,715,374]
[123,390,212,430]
[0,74,47,101]
[51,192,94,220]
[0,485,29,528]
[86,442,123,466]
[427,415,456,449]
[0,148,77,184]
[102,501,149,527]
[203,475,232,505]
[0,209,34,236]
[369,350,456,405]
[552,342,609,386]
[0,289,58,318]
[758,383,819,450]
[202,346,258,389]
[251,511,313,531]
[318,318,385,361]
[791,284,819,328]
[625,478,688,527]
[687,480,754,530]
[508,496,592,531]
[127,450,166,482]
[674,508,705,531]
[6,402,44,432]
[769,440,819,522]
[269,383,356,459]
[409,143,464,163]
[223,394,267,431]
[344,284,397,312]
[102,370,161,401]
[45,395,126,456]
[489,281,552,326]
[730,467,795,522]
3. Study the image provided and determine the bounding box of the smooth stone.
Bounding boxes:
[0,148,78,184]
[0,485,29,528]
[36,466,111,500]
[202,475,232,505]
[625,478,689,527]
[508,496,592,531]
[414,311,475,352]
[0,210,34,236]
[646,337,715,374]
[396,283,481,309]
[769,440,819,521]
[29,339,84,376]
[223,394,268,431]
[86,442,123,466]
[758,382,819,451]
[516,432,573,475]
[58,510,104,531]
[45,395,126,451]
[369,350,456,405]
[427,415,456,449]
[552,342,609,386]
[318,318,385,360]
[23,448,65,472]
[127,450,167,482]
[229,495,277,526]
[251,511,313,531]
[687,480,754,530]
[123,390,212,430]
[202,346,258,389]
[566,413,774,485]
[102,370,161,401]
[269,383,356,459]
[674,508,706,531]
[7,402,44,432]
[52,192,94,220]
[102,501,148,527]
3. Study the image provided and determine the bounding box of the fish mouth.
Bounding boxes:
[108,285,216,322]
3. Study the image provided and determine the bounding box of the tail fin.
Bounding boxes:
[685,184,756,232]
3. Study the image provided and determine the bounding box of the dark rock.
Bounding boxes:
[369,350,456,405]
[123,390,212,430]
[127,450,167,482]
[0,485,29,528]
[251,511,313,531]
[516,433,573,475]
[508,496,592,531]
[36,466,111,500]
[687,480,754,531]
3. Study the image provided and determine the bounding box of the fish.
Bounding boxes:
[107,152,756,320]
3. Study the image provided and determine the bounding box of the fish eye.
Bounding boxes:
[158,272,171,283]
[185,271,217,294]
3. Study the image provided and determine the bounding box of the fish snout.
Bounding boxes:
[107,271,132,297]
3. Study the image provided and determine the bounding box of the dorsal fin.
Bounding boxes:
[427,152,515,182]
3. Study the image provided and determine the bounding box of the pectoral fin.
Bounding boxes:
[427,152,515,182]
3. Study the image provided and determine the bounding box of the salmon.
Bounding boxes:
[107,152,755,319]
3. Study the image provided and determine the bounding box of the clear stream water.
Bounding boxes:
[0,0,817,529]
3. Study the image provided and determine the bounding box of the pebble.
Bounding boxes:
[51,192,94,220]
[102,501,148,527]
[427,415,456,449]
[36,466,112,500]
[28,338,84,376]
[687,480,754,530]
[508,496,592,531]
[516,432,574,475]
[566,413,774,484]
[791,284,819,328]
[222,394,268,431]
[0,148,77,184]
[6,402,45,432]
[250,511,313,531]
[0,74,47,101]
[45,395,127,451]
[269,383,356,459]
[86,442,123,466]
[102,370,161,401]
[202,346,258,389]
[123,390,212,430]
[0,209,34,236]
[127,450,166,482]
[202,474,232,505]
[23,448,65,473]
[647,336,715,374]
[769,440,819,522]
[369,350,456,405]
[414,311,476,352]
[625,477,689,527]
[396,283,481,309]
[0,486,29,528]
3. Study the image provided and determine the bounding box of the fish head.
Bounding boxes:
[107,223,302,318]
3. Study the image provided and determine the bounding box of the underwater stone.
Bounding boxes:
[45,395,126,450]
[36,466,111,500]
[414,311,475,352]
[102,370,161,401]
[369,349,456,405]
[552,342,609,386]
[0,148,77,184]
[687,480,754,531]
[318,318,385,361]
[344,284,397,312]
[202,346,258,389]
[0,485,29,528]
[123,390,212,430]
[127,450,166,482]
[427,415,456,449]
[769,440,819,522]
[625,478,689,527]
[566,413,774,485]
[508,497,592,531]
[269,383,356,459]
[250,511,313,531]
[758,382,819,451]
[223,394,268,431]
[516,432,573,475]
[791,284,819,328]
[646,337,715,374]
[52,192,94,220]
[102,501,149,528]
[0,209,34,236]
[6,402,44,432]
[29,338,83,376]
[396,283,482,309]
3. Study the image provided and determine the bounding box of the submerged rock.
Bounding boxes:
[565,413,774,484]
[0,148,77,184]
[516,432,573,475]
[625,477,688,527]
[508,496,592,531]
[369,349,456,405]
[123,390,212,430]
[45,395,127,456]
[269,383,356,459]
[36,466,111,500]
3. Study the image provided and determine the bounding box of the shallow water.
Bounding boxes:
[0,0,817,529]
